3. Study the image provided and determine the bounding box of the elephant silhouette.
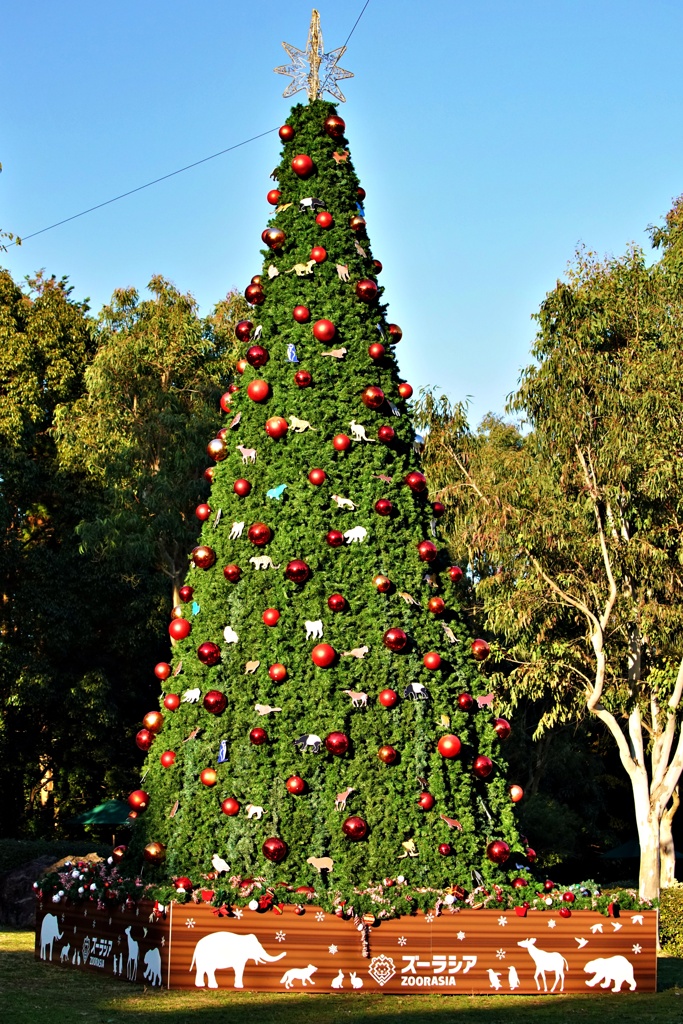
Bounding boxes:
[39,914,63,961]
[190,931,286,989]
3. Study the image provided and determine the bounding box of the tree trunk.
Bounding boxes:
[660,786,679,888]
[634,793,661,900]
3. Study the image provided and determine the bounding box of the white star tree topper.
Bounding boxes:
[274,9,353,103]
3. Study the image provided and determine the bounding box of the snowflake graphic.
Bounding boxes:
[83,909,88,917]
[315,911,325,922]
[108,917,112,926]
[632,944,642,955]
[161,937,166,946]
[186,918,196,929]
[448,905,458,914]
[135,907,140,916]
[495,949,506,960]
[497,916,508,926]
[275,931,286,942]
[547,919,557,929]
[457,931,466,941]
[425,913,434,923]
[328,944,338,955]
[233,908,243,919]
[397,936,407,946]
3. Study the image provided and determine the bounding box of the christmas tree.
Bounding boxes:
[133,12,522,907]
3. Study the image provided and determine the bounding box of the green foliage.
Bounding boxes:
[0,839,109,875]
[660,882,683,955]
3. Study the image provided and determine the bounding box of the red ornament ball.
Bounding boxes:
[236,359,248,375]
[223,564,241,583]
[250,727,267,746]
[135,729,154,752]
[248,522,272,546]
[262,227,285,250]
[265,416,288,438]
[200,768,217,787]
[262,837,288,862]
[388,323,403,342]
[357,187,366,201]
[323,115,346,139]
[494,717,512,740]
[293,305,310,323]
[219,392,232,413]
[350,215,366,232]
[247,378,270,402]
[486,840,510,865]
[295,369,312,387]
[112,845,127,863]
[142,842,166,864]
[438,843,453,857]
[509,784,524,803]
[285,559,310,584]
[544,879,555,891]
[160,750,176,768]
[356,279,378,302]
[316,211,333,228]
[428,596,445,615]
[178,586,193,603]
[325,731,349,755]
[221,798,240,816]
[142,710,164,733]
[374,574,392,593]
[246,345,269,368]
[332,433,351,451]
[512,877,529,889]
[313,318,336,342]
[432,501,446,517]
[262,608,280,626]
[418,540,438,562]
[285,775,306,795]
[327,593,346,612]
[308,467,326,485]
[437,734,461,758]
[169,618,191,641]
[233,478,251,497]
[326,529,344,547]
[378,424,395,443]
[471,638,491,661]
[378,744,398,764]
[170,604,184,620]
[235,320,253,341]
[207,437,227,461]
[405,471,427,493]
[266,189,281,205]
[562,891,576,903]
[197,642,222,667]
[291,154,314,177]
[279,124,294,141]
[526,848,537,863]
[418,791,436,810]
[128,790,150,811]
[163,693,180,711]
[342,816,368,840]
[373,259,383,274]
[310,245,327,263]
[203,467,215,483]
[269,663,287,682]
[398,382,414,399]
[311,643,336,668]
[192,545,216,569]
[155,662,172,680]
[457,693,475,710]
[559,907,572,919]
[368,342,385,360]
[423,651,442,670]
[362,386,385,409]
[449,566,464,583]
[375,498,393,516]
[245,283,264,305]
[383,627,407,652]
[203,690,227,714]
[378,688,398,707]
[472,755,494,779]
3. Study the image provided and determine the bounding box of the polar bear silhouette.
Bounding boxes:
[143,946,162,986]
[584,955,636,992]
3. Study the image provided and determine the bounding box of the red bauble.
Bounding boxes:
[350,215,366,232]
[250,727,267,746]
[220,392,232,413]
[263,227,285,250]
[373,259,383,273]
[423,651,442,670]
[178,586,193,603]
[342,816,368,840]
[325,731,349,755]
[135,729,154,751]
[368,343,385,360]
[262,608,280,626]
[356,280,378,303]
[169,618,191,641]
[248,522,271,546]
[266,189,281,206]
[526,848,537,863]
[323,115,346,139]
[246,345,269,368]
[432,501,446,517]
[236,359,248,375]
[559,907,572,919]
[203,690,227,714]
[417,791,436,810]
[197,642,222,667]
[160,750,176,768]
[308,468,326,485]
[383,627,407,652]
[223,564,242,583]
[378,688,398,707]
[449,565,464,583]
[458,693,474,710]
[291,154,314,177]
[378,424,395,443]
[233,478,252,497]
[295,369,312,387]
[374,498,393,516]
[493,717,512,740]
[316,211,333,228]
[279,124,294,141]
[293,305,310,323]
[128,790,150,812]
[207,437,227,461]
[388,323,403,342]
[154,662,172,680]
[327,593,346,612]
[245,284,264,305]
[437,734,461,758]
[374,574,392,593]
[203,467,215,482]
[170,604,184,620]
[310,246,327,263]
[438,843,453,857]
[418,540,438,562]
[378,744,398,764]
[163,693,180,711]
[262,837,288,862]
[326,529,344,547]
[200,768,217,787]
[285,559,310,584]
[247,378,270,403]
[311,643,336,668]
[428,596,445,615]
[265,416,288,438]
[142,842,166,864]
[332,433,351,451]
[357,187,366,201]
[313,319,336,342]
[235,320,253,341]
[486,840,511,865]
[398,382,414,399]
[192,546,217,569]
[509,784,524,803]
[195,504,211,521]
[405,471,427,492]
[544,879,555,891]
[471,638,491,661]
[143,710,164,733]
[562,891,576,903]
[361,386,385,409]
[221,798,240,816]
[512,877,529,889]
[285,775,306,795]
[269,663,287,682]
[472,755,494,779]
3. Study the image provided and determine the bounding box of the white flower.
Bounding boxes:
[497,916,508,926]
[275,931,286,942]
[496,948,506,960]
[398,936,407,946]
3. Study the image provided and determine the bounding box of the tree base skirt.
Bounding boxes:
[35,901,657,994]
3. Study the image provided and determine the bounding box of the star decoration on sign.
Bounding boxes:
[233,908,243,919]
[397,936,407,946]
[328,944,339,955]
[315,911,326,922]
[275,931,286,942]
[274,9,353,102]
[548,919,557,929]
[632,943,642,955]
[457,931,466,941]
[495,949,506,960]
[497,916,508,926]
[185,918,195,929]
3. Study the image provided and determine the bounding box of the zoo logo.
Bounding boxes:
[368,954,396,987]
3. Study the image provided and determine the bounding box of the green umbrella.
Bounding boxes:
[66,800,130,825]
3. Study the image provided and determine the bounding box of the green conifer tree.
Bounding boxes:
[135,97,522,902]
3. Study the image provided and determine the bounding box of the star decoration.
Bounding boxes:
[632,943,642,955]
[274,10,353,103]
[497,916,508,926]
[315,911,325,922]
[233,908,243,919]
[457,931,466,941]
[185,918,196,929]
[425,913,434,923]
[495,949,506,960]
[398,936,407,946]
[275,931,287,942]
[548,919,557,928]
[328,944,339,955]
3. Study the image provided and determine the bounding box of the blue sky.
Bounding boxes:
[3,0,683,425]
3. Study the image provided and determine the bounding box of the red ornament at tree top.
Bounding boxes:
[291,154,315,178]
[313,319,336,342]
[311,643,336,668]
[279,124,294,141]
[323,115,346,139]
[248,523,271,547]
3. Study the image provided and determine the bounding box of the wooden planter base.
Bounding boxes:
[35,901,657,994]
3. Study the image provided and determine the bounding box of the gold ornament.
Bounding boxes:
[274,9,353,103]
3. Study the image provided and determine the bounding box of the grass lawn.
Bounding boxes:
[2,927,682,1024]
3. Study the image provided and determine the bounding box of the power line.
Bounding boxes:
[342,0,372,50]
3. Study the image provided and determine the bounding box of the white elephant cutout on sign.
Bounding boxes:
[190,931,286,989]
[39,914,63,961]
